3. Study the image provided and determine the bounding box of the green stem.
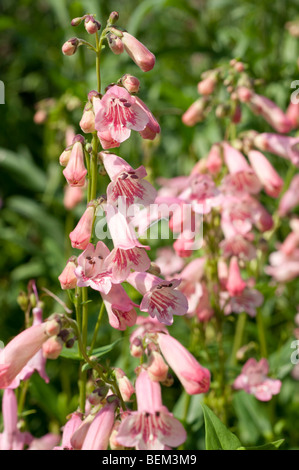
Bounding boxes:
[95,32,101,93]
[90,133,98,202]
[256,308,268,358]
[90,301,106,353]
[17,381,29,415]
[230,313,247,367]
[81,287,88,349]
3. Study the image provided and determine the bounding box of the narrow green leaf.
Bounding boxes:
[201,403,242,450]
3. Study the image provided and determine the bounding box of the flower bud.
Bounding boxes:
[80,104,95,133]
[71,17,84,27]
[59,147,72,167]
[42,336,63,359]
[147,351,169,382]
[17,291,29,312]
[107,33,124,55]
[58,256,77,290]
[45,319,61,337]
[120,74,140,94]
[69,204,95,250]
[88,386,109,405]
[84,15,101,34]
[121,32,155,72]
[130,337,144,357]
[62,38,79,56]
[108,11,119,24]
[114,368,135,402]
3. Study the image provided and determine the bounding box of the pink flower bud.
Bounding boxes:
[247,150,283,198]
[197,76,217,95]
[226,257,247,297]
[59,148,72,167]
[237,86,253,102]
[279,174,299,216]
[121,74,140,93]
[79,106,95,134]
[107,33,124,54]
[206,144,222,174]
[147,351,169,382]
[286,101,299,129]
[81,401,117,450]
[69,205,95,250]
[114,368,135,402]
[42,336,63,360]
[121,32,155,72]
[62,38,79,56]
[130,337,144,357]
[63,141,87,187]
[58,256,77,290]
[182,98,207,126]
[63,185,84,210]
[84,16,101,34]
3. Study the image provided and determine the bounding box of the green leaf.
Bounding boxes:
[238,439,284,450]
[60,338,122,362]
[0,148,47,192]
[201,403,242,450]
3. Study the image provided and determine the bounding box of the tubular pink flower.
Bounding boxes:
[127,272,188,325]
[0,389,33,450]
[197,76,217,95]
[247,150,283,198]
[286,101,299,129]
[69,205,95,250]
[155,247,184,277]
[182,99,206,126]
[63,141,87,187]
[254,133,299,167]
[222,143,262,194]
[0,320,60,389]
[63,185,84,210]
[81,401,117,450]
[105,206,151,283]
[17,307,49,385]
[101,284,138,330]
[220,235,256,261]
[278,174,299,216]
[121,32,155,72]
[234,358,281,401]
[134,96,161,140]
[116,370,186,450]
[101,152,157,206]
[246,92,292,133]
[206,144,222,174]
[265,249,299,282]
[75,242,113,294]
[130,316,168,348]
[147,351,169,382]
[222,287,264,317]
[58,256,77,290]
[157,333,211,395]
[54,412,82,450]
[226,257,247,297]
[114,368,135,402]
[27,433,61,450]
[94,86,149,147]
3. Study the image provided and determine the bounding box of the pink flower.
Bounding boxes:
[105,206,151,283]
[147,351,169,382]
[63,185,84,210]
[114,368,135,402]
[157,333,210,394]
[130,316,168,347]
[254,133,299,167]
[233,358,281,401]
[286,101,299,129]
[222,143,261,195]
[116,370,186,450]
[69,204,95,250]
[220,235,257,261]
[0,389,33,450]
[226,257,247,297]
[279,174,299,216]
[182,98,206,126]
[222,287,264,317]
[243,90,292,133]
[27,433,61,450]
[247,150,283,198]
[101,151,157,206]
[81,401,117,450]
[94,85,149,148]
[54,412,82,450]
[206,144,222,174]
[121,32,155,72]
[101,284,138,330]
[75,242,113,294]
[63,140,87,187]
[58,256,77,290]
[127,272,188,325]
[0,320,60,389]
[17,307,49,385]
[178,258,206,315]
[197,75,217,95]
[134,96,161,140]
[265,249,299,282]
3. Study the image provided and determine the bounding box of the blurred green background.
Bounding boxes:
[1,0,299,448]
